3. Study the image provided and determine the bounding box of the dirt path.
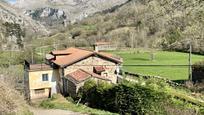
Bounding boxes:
[30,107,84,115]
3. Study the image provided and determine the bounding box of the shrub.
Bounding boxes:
[79,80,117,112]
[80,80,169,114]
[192,61,204,83]
[115,82,168,114]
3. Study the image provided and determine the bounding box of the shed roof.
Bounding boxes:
[29,64,52,71]
[65,69,110,84]
[66,69,91,83]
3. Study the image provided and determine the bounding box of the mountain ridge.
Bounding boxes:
[14,0,130,26]
[0,1,49,49]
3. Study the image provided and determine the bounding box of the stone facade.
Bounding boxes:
[63,56,118,84]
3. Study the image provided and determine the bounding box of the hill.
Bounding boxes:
[14,0,130,28]
[56,0,204,53]
[0,75,31,114]
[0,1,48,50]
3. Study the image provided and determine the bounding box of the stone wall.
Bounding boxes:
[64,56,118,83]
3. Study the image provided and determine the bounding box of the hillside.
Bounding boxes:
[1,0,133,50]
[0,75,31,114]
[53,0,204,53]
[14,0,130,28]
[0,1,49,50]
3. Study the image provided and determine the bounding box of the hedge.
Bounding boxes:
[79,80,169,114]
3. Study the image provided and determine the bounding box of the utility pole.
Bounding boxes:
[188,40,192,81]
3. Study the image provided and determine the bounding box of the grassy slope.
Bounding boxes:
[111,49,204,80]
[40,94,118,115]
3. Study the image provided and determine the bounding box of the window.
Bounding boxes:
[35,89,45,94]
[42,74,49,81]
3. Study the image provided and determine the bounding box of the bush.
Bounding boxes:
[79,80,117,112]
[80,80,169,114]
[116,81,168,114]
[192,61,204,83]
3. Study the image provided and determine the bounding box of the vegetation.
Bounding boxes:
[78,79,204,115]
[1,0,204,54]
[191,61,204,92]
[110,49,204,80]
[39,94,117,115]
[41,0,203,53]
[0,79,32,115]
[2,22,25,48]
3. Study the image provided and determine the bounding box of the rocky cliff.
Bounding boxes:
[14,0,130,27]
[0,1,49,50]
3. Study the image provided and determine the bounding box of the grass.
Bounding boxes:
[129,77,204,113]
[110,49,204,80]
[17,106,33,115]
[39,94,118,115]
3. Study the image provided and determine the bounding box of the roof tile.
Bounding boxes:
[50,47,122,67]
[65,69,110,83]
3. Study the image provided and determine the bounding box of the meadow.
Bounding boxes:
[111,49,204,80]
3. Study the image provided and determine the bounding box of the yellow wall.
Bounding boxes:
[29,70,53,89]
[28,69,59,100]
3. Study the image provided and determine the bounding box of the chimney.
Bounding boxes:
[94,43,99,52]
[94,45,98,52]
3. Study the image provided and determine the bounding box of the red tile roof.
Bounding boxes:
[50,47,122,67]
[29,64,52,71]
[66,69,91,82]
[85,71,109,81]
[65,69,110,83]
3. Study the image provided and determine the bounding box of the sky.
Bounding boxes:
[6,0,17,4]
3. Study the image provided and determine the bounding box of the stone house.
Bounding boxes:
[94,42,117,51]
[24,47,122,100]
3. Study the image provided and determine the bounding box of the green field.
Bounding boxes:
[111,50,204,80]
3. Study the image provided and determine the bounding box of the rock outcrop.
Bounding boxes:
[15,0,130,26]
[0,1,49,50]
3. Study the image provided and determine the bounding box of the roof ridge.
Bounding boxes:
[51,47,122,67]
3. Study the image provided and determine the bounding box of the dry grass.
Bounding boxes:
[40,94,118,115]
[0,75,32,115]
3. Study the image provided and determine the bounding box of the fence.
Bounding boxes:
[123,70,187,88]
